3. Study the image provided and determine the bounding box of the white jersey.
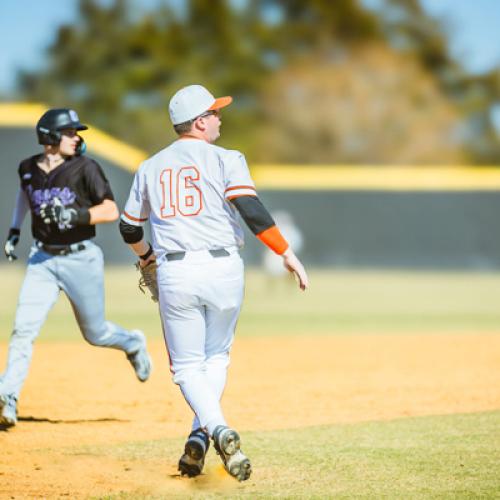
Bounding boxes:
[121,138,257,255]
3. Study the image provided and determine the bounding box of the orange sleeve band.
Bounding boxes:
[256,225,289,255]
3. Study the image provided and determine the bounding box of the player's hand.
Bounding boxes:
[139,253,156,268]
[137,257,159,302]
[282,247,308,291]
[40,197,78,230]
[4,228,20,262]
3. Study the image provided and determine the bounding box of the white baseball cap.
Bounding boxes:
[168,84,232,125]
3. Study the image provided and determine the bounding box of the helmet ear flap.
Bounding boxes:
[37,126,61,146]
[50,130,62,145]
[75,136,86,156]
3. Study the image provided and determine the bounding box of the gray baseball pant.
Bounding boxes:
[0,240,142,399]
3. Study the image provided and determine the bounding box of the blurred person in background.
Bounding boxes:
[0,108,151,428]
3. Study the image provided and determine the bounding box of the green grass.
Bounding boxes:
[2,265,500,341]
[0,264,500,341]
[75,410,500,499]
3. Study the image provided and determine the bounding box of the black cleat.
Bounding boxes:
[178,428,210,477]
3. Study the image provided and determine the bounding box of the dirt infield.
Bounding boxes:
[1,334,499,498]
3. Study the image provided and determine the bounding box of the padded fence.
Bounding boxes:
[2,126,500,269]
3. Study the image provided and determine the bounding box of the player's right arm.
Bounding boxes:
[223,151,308,290]
[4,188,29,261]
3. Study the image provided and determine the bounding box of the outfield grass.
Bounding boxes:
[1,265,500,341]
[78,411,500,499]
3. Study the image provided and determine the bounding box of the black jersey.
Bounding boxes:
[19,154,115,245]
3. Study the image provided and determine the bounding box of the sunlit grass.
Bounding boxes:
[80,411,500,499]
[2,265,500,342]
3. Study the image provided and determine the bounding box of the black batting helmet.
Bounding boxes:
[36,108,88,145]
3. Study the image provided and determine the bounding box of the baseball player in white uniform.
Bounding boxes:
[119,85,308,481]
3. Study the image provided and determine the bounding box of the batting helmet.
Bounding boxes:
[36,108,88,146]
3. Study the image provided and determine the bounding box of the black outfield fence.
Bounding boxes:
[2,123,500,269]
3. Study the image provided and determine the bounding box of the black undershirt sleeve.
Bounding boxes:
[230,195,275,235]
[119,219,144,243]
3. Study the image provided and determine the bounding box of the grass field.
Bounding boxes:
[1,265,499,498]
[2,264,500,341]
[89,411,500,499]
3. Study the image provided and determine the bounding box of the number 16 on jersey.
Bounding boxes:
[160,166,203,218]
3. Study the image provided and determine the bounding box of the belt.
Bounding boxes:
[165,248,230,261]
[36,241,87,256]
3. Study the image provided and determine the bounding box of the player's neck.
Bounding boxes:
[179,131,209,143]
[38,149,66,173]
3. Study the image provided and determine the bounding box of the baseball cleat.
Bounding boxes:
[126,330,152,382]
[0,394,18,427]
[212,425,252,481]
[178,428,210,477]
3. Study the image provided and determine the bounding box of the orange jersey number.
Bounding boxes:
[160,166,203,218]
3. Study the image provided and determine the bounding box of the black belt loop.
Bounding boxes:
[165,251,186,261]
[209,248,230,258]
[164,248,231,261]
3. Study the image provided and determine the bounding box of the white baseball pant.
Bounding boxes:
[157,247,244,436]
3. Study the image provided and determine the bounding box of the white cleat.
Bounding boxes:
[212,425,252,481]
[0,394,17,427]
[127,330,152,382]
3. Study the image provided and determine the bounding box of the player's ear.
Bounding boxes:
[193,116,206,132]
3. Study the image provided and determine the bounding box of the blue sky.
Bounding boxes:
[1,0,499,95]
[412,0,500,74]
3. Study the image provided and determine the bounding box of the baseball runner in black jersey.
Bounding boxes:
[0,108,152,427]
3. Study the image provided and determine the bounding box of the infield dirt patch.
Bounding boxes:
[1,334,499,498]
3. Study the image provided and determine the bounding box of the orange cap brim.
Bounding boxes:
[209,96,232,110]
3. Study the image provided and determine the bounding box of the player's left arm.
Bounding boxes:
[119,223,154,266]
[119,165,155,266]
[40,197,118,227]
[85,159,119,224]
[88,198,119,224]
[119,170,157,301]
[40,159,119,227]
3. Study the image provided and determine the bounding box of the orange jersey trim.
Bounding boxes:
[123,211,148,222]
[227,193,258,201]
[224,185,256,193]
[257,225,289,255]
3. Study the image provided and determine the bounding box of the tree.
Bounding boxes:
[16,0,496,164]
[256,44,466,164]
[372,0,500,163]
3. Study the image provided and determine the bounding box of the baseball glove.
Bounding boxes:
[137,260,159,302]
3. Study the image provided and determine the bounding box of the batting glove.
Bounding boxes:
[40,197,90,230]
[4,227,20,262]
